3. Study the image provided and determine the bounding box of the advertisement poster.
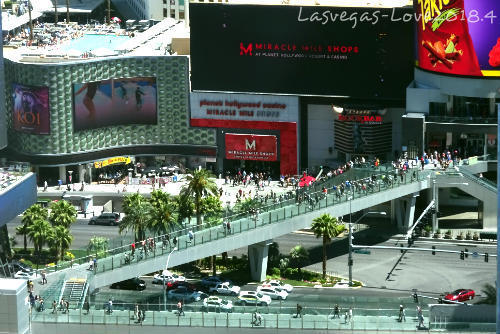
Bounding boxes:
[12,83,50,135]
[414,0,500,77]
[190,3,414,100]
[73,77,157,131]
[225,134,277,161]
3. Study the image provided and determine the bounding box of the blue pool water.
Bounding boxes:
[61,34,130,53]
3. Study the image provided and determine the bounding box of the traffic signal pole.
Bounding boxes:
[352,244,497,259]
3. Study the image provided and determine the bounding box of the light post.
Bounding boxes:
[348,203,386,286]
[163,247,177,311]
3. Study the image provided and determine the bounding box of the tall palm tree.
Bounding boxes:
[27,219,52,268]
[18,204,48,251]
[120,193,152,242]
[53,0,58,25]
[47,225,73,263]
[49,200,77,228]
[149,190,178,236]
[181,169,218,225]
[476,283,496,305]
[311,214,345,279]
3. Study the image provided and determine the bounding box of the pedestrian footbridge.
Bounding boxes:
[38,161,495,295]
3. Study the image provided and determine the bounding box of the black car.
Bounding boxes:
[89,213,120,226]
[110,278,146,291]
[9,261,33,274]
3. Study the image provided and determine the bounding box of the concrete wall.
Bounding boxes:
[307,104,336,168]
[0,13,6,150]
[0,279,29,334]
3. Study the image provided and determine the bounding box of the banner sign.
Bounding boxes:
[12,83,50,135]
[414,0,500,77]
[94,157,131,168]
[190,92,298,123]
[225,134,277,161]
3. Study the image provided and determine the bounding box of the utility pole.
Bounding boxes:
[54,0,58,25]
[107,0,111,24]
[27,0,33,41]
[66,0,70,25]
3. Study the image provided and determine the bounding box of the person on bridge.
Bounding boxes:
[295,303,303,318]
[177,301,184,316]
[333,304,340,318]
[188,230,194,243]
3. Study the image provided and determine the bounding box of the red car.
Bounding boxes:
[444,289,475,302]
[167,281,197,291]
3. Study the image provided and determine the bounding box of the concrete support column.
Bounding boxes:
[78,164,85,183]
[432,180,439,232]
[59,165,66,184]
[248,240,272,282]
[392,193,417,233]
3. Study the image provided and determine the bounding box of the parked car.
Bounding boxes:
[202,296,233,313]
[444,289,475,302]
[167,287,207,302]
[14,271,37,280]
[200,276,233,288]
[209,282,240,296]
[264,280,293,293]
[110,277,146,291]
[237,291,272,306]
[257,285,288,300]
[89,212,120,226]
[152,271,186,285]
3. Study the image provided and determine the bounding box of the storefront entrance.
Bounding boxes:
[223,159,281,178]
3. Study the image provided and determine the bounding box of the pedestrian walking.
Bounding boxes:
[348,307,353,322]
[65,300,69,314]
[344,311,348,324]
[43,180,48,191]
[177,301,184,316]
[227,221,231,234]
[334,304,340,318]
[52,300,57,314]
[134,303,139,320]
[173,236,178,246]
[107,298,113,314]
[41,271,47,285]
[295,303,303,318]
[93,258,97,271]
[188,230,194,243]
[84,300,90,314]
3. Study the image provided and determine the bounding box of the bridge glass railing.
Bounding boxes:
[40,168,425,277]
[31,301,435,331]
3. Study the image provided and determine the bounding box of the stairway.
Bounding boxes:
[60,278,87,309]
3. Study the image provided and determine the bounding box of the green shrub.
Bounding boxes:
[269,267,280,277]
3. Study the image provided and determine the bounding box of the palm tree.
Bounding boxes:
[149,190,178,236]
[47,225,73,263]
[120,193,152,241]
[311,214,345,279]
[181,169,218,225]
[53,0,58,25]
[476,283,496,305]
[65,0,70,24]
[177,192,194,226]
[18,204,48,251]
[27,219,52,268]
[49,200,77,228]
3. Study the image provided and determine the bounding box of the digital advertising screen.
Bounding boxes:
[12,83,50,135]
[415,0,500,77]
[190,3,414,101]
[73,77,157,131]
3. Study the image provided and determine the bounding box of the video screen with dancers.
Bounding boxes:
[73,77,157,131]
[12,83,50,135]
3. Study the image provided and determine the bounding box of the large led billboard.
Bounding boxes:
[415,0,500,77]
[190,3,414,100]
[12,83,50,135]
[225,134,277,161]
[73,77,157,131]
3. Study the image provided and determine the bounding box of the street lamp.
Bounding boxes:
[163,247,177,311]
[348,205,387,286]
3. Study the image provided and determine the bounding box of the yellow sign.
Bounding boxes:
[94,157,131,169]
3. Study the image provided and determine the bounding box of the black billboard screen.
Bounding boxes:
[190,4,414,100]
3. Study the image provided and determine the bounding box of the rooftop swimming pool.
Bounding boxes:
[61,34,130,53]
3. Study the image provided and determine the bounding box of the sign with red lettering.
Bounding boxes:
[337,114,383,124]
[12,83,50,135]
[225,134,277,161]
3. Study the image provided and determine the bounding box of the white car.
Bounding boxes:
[14,271,37,280]
[152,271,186,284]
[257,285,288,300]
[237,291,272,306]
[167,287,206,302]
[209,282,240,296]
[265,280,293,293]
[202,296,233,312]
